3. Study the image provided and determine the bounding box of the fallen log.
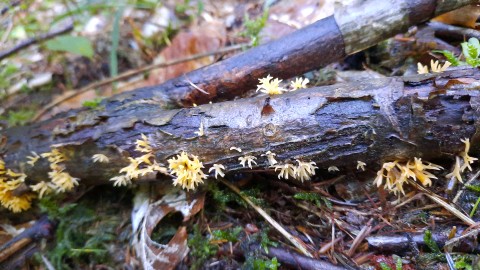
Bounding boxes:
[3,68,480,189]
[56,0,476,110]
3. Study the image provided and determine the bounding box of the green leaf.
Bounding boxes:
[45,35,94,58]
[396,257,403,270]
[432,50,462,66]
[379,262,393,270]
[423,230,441,253]
[468,38,480,53]
[462,42,475,60]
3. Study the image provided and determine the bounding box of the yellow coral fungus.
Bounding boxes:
[374,158,443,195]
[0,160,35,212]
[48,165,79,192]
[274,163,296,179]
[135,134,153,153]
[239,155,257,169]
[256,75,286,95]
[290,77,309,90]
[294,160,318,182]
[460,138,477,172]
[30,181,56,198]
[357,161,366,171]
[262,151,278,166]
[41,148,67,164]
[92,154,110,163]
[26,151,40,166]
[110,134,167,187]
[209,164,225,179]
[168,152,207,190]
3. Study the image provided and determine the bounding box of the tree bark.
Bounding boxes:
[3,68,480,187]
[105,0,478,108]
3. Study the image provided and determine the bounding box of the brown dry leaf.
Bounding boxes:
[444,78,478,89]
[147,21,226,86]
[433,5,480,28]
[134,191,205,270]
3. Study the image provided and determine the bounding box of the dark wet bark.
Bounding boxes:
[2,68,480,188]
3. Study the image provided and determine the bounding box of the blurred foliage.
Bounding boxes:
[1,108,35,126]
[240,9,268,47]
[46,35,94,58]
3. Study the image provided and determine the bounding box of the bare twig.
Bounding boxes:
[32,43,247,121]
[0,22,74,61]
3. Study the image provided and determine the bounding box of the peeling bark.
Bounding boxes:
[2,68,480,187]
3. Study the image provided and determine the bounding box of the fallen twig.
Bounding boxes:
[0,216,55,267]
[32,43,247,121]
[407,179,475,226]
[0,22,74,61]
[219,178,314,257]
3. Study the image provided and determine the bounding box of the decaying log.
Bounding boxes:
[2,68,480,188]
[105,0,477,108]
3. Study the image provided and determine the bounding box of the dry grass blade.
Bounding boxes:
[453,169,480,203]
[219,179,314,258]
[407,179,475,226]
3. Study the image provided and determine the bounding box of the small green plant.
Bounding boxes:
[434,37,480,67]
[244,256,280,270]
[212,226,243,243]
[259,228,278,254]
[378,257,403,270]
[293,192,332,209]
[188,224,218,270]
[241,9,269,47]
[37,195,123,269]
[2,108,35,126]
[454,255,480,270]
[82,97,104,109]
[423,230,441,253]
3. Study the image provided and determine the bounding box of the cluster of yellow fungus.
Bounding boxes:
[261,151,278,166]
[446,138,478,182]
[168,152,207,190]
[272,159,318,182]
[209,164,225,179]
[290,77,310,91]
[357,161,367,171]
[92,154,110,163]
[109,134,167,187]
[0,159,36,212]
[41,148,79,193]
[256,75,309,95]
[294,160,318,182]
[417,60,451,74]
[374,158,443,195]
[239,155,257,169]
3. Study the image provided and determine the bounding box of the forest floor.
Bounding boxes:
[1,1,480,269]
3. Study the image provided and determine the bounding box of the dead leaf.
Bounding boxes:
[134,191,205,270]
[433,5,480,29]
[444,78,478,89]
[147,21,226,86]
